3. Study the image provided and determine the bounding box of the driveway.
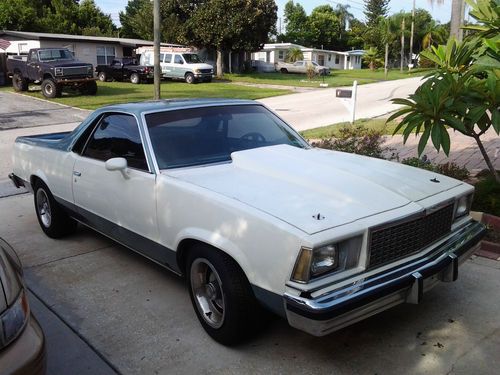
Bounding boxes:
[0,91,89,130]
[1,194,499,375]
[259,76,425,131]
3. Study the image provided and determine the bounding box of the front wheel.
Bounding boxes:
[185,73,195,84]
[33,180,77,238]
[41,79,61,98]
[187,244,263,345]
[280,68,288,74]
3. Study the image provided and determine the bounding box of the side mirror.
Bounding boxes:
[105,157,129,179]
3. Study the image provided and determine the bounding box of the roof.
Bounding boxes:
[0,30,182,48]
[258,42,364,56]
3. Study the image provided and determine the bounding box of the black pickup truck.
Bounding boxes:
[96,58,153,84]
[6,48,97,98]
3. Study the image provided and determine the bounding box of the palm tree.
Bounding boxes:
[422,21,448,49]
[363,47,381,71]
[378,16,399,79]
[428,0,464,40]
[286,47,303,63]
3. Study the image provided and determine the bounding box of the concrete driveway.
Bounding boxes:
[1,194,499,375]
[259,76,425,131]
[0,91,89,130]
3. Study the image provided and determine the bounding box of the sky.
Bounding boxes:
[95,0,453,28]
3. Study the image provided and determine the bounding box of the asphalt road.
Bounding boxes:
[1,194,499,375]
[259,76,425,131]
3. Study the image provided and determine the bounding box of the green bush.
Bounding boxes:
[401,157,470,181]
[471,175,500,216]
[312,125,396,159]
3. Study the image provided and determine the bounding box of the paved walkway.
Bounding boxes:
[385,128,500,173]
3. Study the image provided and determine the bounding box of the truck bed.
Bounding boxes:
[16,132,73,150]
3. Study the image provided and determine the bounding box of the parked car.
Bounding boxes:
[0,238,46,374]
[139,51,213,83]
[96,58,153,84]
[7,48,97,98]
[277,60,330,75]
[9,99,486,345]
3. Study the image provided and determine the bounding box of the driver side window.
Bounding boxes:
[82,114,149,171]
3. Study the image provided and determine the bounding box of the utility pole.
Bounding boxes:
[400,18,405,72]
[409,0,415,69]
[153,0,161,100]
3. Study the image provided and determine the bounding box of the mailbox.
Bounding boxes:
[336,89,352,98]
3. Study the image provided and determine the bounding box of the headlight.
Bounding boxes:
[194,69,201,73]
[292,236,363,283]
[55,67,63,76]
[454,194,473,220]
[0,291,29,349]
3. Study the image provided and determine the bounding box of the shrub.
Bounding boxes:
[471,175,500,216]
[312,125,395,159]
[401,157,470,181]
[306,63,316,80]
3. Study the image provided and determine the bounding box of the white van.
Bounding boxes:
[139,51,214,83]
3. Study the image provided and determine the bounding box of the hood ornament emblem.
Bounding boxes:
[430,178,440,183]
[312,213,325,220]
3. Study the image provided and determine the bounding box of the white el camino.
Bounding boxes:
[9,99,486,345]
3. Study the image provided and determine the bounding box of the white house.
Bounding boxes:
[252,43,365,71]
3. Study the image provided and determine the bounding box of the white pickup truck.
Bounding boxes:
[9,99,485,345]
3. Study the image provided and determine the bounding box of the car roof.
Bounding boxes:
[96,99,259,116]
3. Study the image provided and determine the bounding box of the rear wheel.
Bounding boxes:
[33,180,77,238]
[280,68,288,74]
[12,73,28,92]
[41,79,61,98]
[185,73,195,84]
[98,71,108,82]
[187,244,263,345]
[130,73,140,84]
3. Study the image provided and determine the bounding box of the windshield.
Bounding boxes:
[182,54,202,64]
[145,105,308,169]
[38,49,74,62]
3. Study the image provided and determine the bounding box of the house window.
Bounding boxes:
[278,50,284,60]
[97,46,115,65]
[335,55,340,64]
[18,43,29,54]
[328,54,331,62]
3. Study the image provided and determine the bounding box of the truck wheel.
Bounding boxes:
[12,73,28,92]
[280,68,288,74]
[41,79,60,98]
[187,244,263,345]
[33,180,77,238]
[82,81,98,95]
[185,73,196,84]
[98,71,108,82]
[130,73,140,84]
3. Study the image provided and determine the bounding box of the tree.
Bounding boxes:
[283,0,308,46]
[187,0,277,78]
[378,16,399,78]
[306,5,342,50]
[363,47,382,70]
[119,0,149,39]
[78,0,116,36]
[422,20,448,49]
[333,4,355,50]
[0,0,37,31]
[286,46,303,62]
[389,0,500,183]
[364,0,389,26]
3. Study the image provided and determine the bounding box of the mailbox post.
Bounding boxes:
[336,80,358,124]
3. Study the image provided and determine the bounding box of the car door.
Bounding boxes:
[26,50,40,80]
[162,53,173,78]
[110,60,123,81]
[172,54,186,79]
[72,113,163,261]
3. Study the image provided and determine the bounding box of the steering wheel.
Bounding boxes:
[240,132,267,143]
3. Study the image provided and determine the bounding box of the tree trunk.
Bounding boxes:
[216,49,224,79]
[384,43,389,80]
[450,0,464,41]
[400,18,405,72]
[473,134,500,183]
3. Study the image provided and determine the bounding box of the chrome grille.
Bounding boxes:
[199,69,212,74]
[368,204,454,269]
[62,66,90,76]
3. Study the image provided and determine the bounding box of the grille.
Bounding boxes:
[62,66,90,76]
[368,204,454,269]
[199,69,212,74]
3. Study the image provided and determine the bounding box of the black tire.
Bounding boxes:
[33,180,77,238]
[81,81,98,95]
[280,68,288,74]
[185,73,195,84]
[41,79,61,98]
[186,244,263,345]
[130,73,140,84]
[12,73,28,92]
[98,71,107,82]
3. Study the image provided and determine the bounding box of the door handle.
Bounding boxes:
[73,171,81,177]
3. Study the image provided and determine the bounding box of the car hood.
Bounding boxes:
[187,63,213,70]
[167,145,462,235]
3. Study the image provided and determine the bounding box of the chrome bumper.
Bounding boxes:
[284,220,486,336]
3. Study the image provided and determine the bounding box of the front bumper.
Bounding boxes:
[284,220,486,336]
[0,313,46,375]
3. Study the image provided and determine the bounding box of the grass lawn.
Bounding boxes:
[0,80,290,110]
[225,68,429,88]
[300,117,402,139]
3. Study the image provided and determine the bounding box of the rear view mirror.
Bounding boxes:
[105,157,129,179]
